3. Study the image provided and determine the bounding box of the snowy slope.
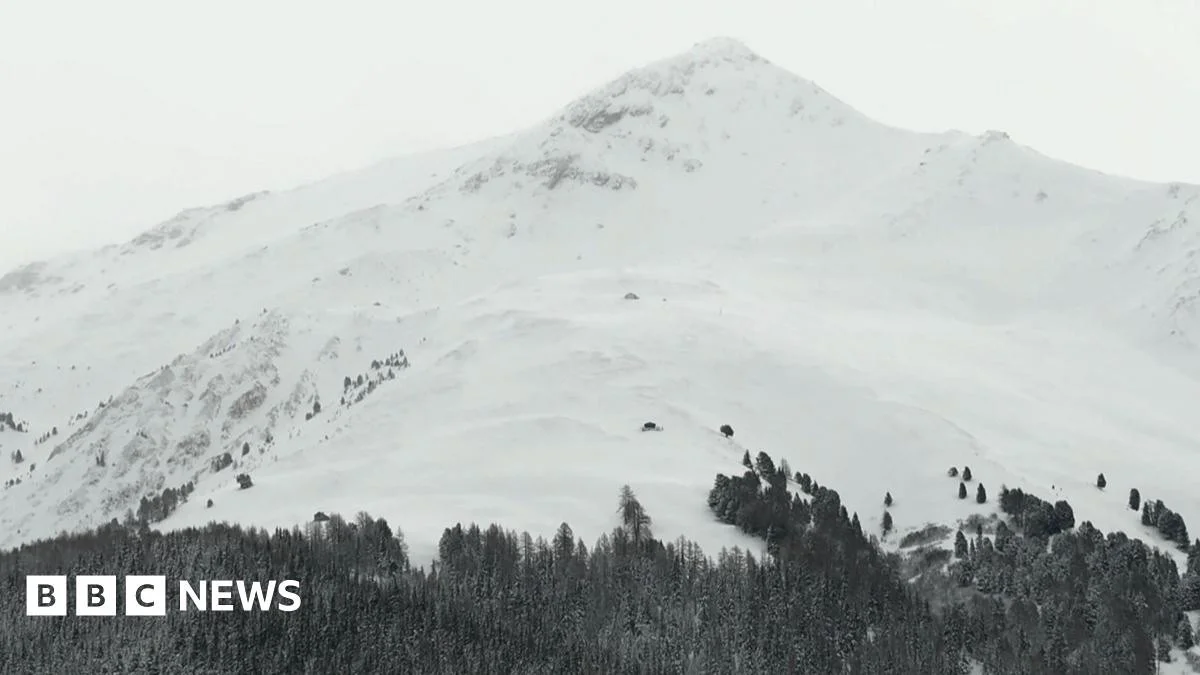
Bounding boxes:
[3,37,1200,567]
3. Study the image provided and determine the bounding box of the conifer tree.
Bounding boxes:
[617,484,652,544]
[976,483,987,504]
[954,529,968,558]
[1053,500,1075,530]
[884,492,893,507]
[754,452,776,478]
[1181,575,1200,611]
[1128,488,1140,511]
[1096,473,1106,489]
[1177,616,1195,650]
[958,482,968,499]
[797,473,812,493]
[553,522,575,561]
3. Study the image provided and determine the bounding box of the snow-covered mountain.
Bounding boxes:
[3,37,1199,567]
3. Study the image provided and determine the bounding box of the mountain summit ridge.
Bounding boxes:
[403,36,919,231]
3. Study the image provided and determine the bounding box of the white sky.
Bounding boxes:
[1,0,1198,271]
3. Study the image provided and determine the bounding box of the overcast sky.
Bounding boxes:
[1,0,1198,271]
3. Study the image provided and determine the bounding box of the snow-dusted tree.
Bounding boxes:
[1053,500,1075,530]
[954,530,969,558]
[754,451,775,478]
[617,484,652,544]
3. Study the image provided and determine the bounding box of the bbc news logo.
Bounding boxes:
[26,575,301,616]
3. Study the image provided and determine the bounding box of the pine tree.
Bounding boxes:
[1129,487,1140,511]
[947,466,958,477]
[881,510,893,535]
[797,473,812,493]
[958,482,967,499]
[707,474,730,513]
[962,466,972,481]
[1181,574,1200,611]
[617,485,652,544]
[553,522,575,561]
[883,492,893,507]
[1142,502,1154,526]
[754,452,776,478]
[976,483,987,504]
[994,521,1013,550]
[954,530,968,558]
[1053,500,1075,530]
[742,451,752,469]
[1096,473,1106,489]
[1177,616,1196,650]
[1168,512,1190,549]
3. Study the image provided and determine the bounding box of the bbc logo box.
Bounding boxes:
[26,575,168,616]
[26,576,301,615]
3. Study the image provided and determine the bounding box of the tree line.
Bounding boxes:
[0,450,1195,673]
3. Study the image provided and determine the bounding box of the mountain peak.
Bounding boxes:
[683,36,763,62]
[407,37,885,204]
[550,36,856,139]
